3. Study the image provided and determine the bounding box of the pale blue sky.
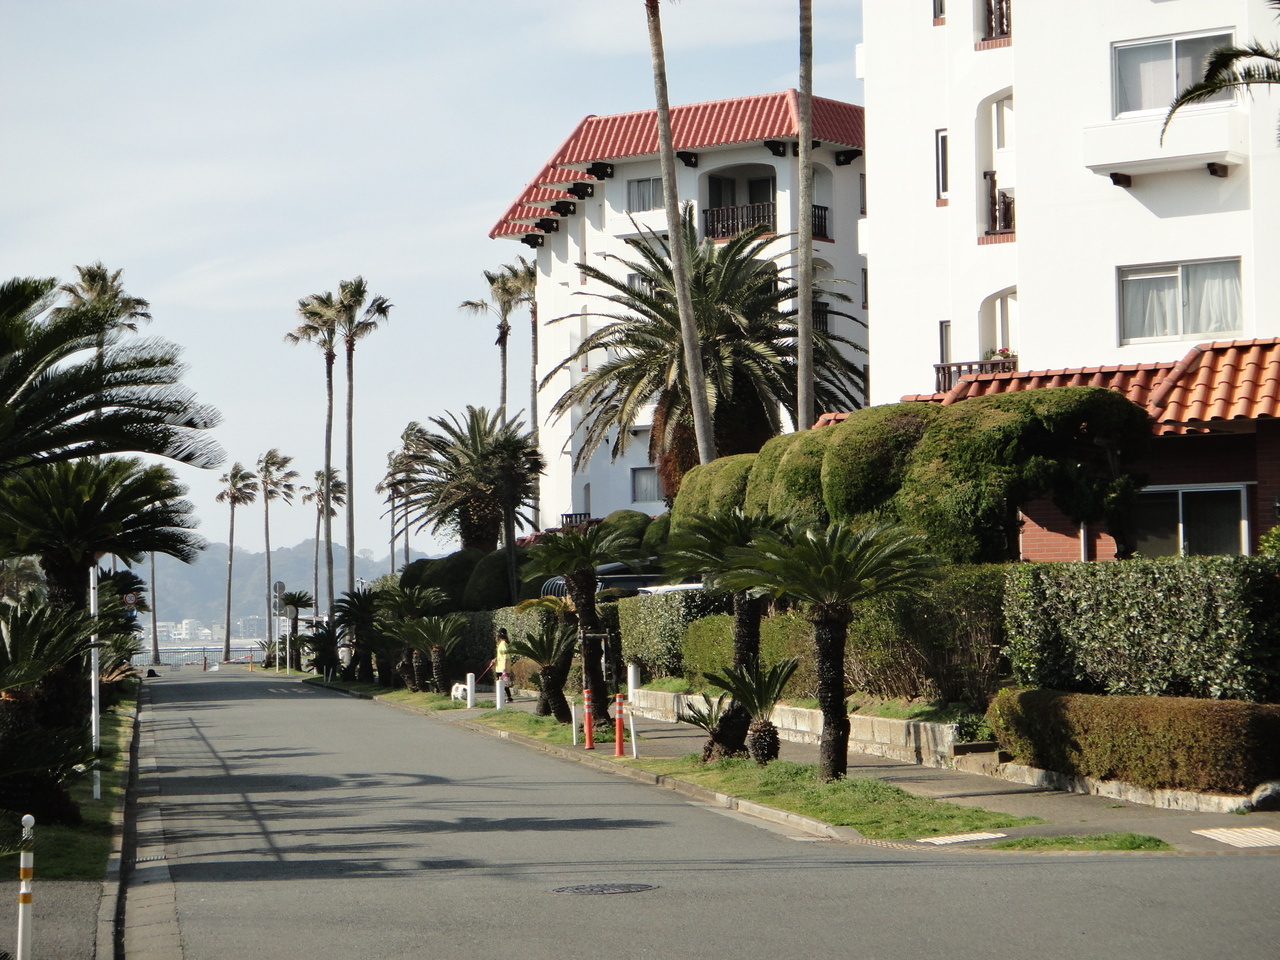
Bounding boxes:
[0,0,863,561]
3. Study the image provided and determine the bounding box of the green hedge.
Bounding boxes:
[598,509,652,541]
[641,513,671,556]
[670,455,754,535]
[988,688,1280,794]
[400,548,485,613]
[823,403,940,524]
[460,547,540,611]
[679,611,816,699]
[741,432,800,514]
[767,427,833,524]
[1005,557,1280,701]
[616,589,728,677]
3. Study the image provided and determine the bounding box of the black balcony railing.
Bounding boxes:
[984,0,1011,41]
[702,203,832,240]
[813,300,830,333]
[934,357,1017,393]
[984,171,1015,236]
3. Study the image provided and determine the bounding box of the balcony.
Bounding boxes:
[934,357,1017,393]
[983,0,1011,41]
[702,203,831,240]
[983,171,1015,238]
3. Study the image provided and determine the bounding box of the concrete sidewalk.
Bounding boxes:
[433,690,1280,856]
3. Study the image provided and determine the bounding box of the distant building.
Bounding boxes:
[491,90,868,525]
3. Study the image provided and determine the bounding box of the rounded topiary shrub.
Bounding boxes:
[641,512,671,556]
[822,403,941,523]
[460,546,538,611]
[767,427,834,524]
[670,455,754,535]
[742,432,804,514]
[399,548,485,612]
[598,509,652,542]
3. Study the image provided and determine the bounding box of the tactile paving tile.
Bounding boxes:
[916,832,1007,845]
[1191,827,1280,848]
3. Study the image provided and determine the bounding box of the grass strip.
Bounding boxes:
[302,677,494,710]
[473,709,629,744]
[988,833,1171,852]
[468,713,1038,840]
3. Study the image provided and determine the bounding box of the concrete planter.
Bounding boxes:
[628,686,960,768]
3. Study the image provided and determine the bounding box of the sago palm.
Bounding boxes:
[385,614,468,694]
[508,619,577,720]
[721,522,938,780]
[702,658,799,765]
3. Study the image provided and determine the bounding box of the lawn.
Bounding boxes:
[988,833,1171,852]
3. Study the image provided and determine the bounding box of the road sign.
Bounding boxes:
[123,592,137,606]
[273,581,285,596]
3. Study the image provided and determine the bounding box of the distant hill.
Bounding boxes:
[145,540,436,624]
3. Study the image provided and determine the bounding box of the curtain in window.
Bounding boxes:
[1116,42,1171,113]
[1122,273,1177,339]
[1183,259,1241,334]
[631,467,660,503]
[1176,35,1233,103]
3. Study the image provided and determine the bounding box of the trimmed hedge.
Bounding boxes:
[399,548,485,613]
[822,403,940,523]
[616,589,729,677]
[670,455,754,535]
[679,611,817,699]
[460,546,540,611]
[598,509,652,541]
[741,432,800,514]
[641,512,671,556]
[767,427,834,524]
[988,688,1280,794]
[1005,557,1280,702]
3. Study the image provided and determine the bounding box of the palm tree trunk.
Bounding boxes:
[645,0,716,466]
[504,509,519,606]
[388,490,396,576]
[498,322,509,411]
[223,505,236,662]
[345,343,357,597]
[529,300,540,530]
[263,496,273,659]
[402,493,410,565]
[431,647,447,693]
[149,552,161,666]
[796,0,816,432]
[813,614,852,780]
[540,640,575,723]
[323,352,336,621]
[568,573,611,724]
[312,507,321,625]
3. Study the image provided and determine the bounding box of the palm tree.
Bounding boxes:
[796,0,816,431]
[644,0,716,466]
[301,621,341,678]
[300,469,346,622]
[506,256,542,529]
[546,212,865,494]
[460,265,526,410]
[334,587,382,684]
[1163,1,1280,143]
[256,449,299,654]
[662,508,789,758]
[522,526,642,725]
[0,276,223,474]
[377,585,447,690]
[216,463,257,661]
[721,523,938,780]
[0,457,203,610]
[54,261,151,330]
[398,408,545,582]
[384,613,467,694]
[702,658,799,764]
[508,619,577,720]
[279,590,314,670]
[331,277,392,597]
[286,293,339,618]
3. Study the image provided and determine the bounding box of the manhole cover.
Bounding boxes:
[551,883,657,895]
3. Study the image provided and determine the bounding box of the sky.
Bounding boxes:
[0,0,864,563]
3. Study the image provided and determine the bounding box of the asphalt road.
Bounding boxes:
[131,671,1279,960]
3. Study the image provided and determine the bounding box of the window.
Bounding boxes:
[1114,33,1232,117]
[748,177,776,205]
[933,0,945,19]
[859,172,867,215]
[626,177,664,212]
[935,129,949,201]
[1119,258,1241,343]
[626,273,656,297]
[631,467,660,503]
[708,175,736,209]
[939,320,952,364]
[862,267,868,309]
[1132,486,1247,558]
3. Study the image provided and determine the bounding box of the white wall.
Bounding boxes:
[863,0,1280,403]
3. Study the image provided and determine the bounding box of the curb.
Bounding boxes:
[97,683,143,959]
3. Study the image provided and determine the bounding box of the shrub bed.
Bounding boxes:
[616,589,727,677]
[987,688,1280,794]
[1005,557,1280,701]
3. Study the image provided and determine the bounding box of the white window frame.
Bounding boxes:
[626,177,664,213]
[1132,483,1251,558]
[630,466,660,504]
[1112,31,1233,119]
[1118,257,1242,345]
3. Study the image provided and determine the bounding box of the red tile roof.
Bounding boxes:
[870,338,1280,436]
[490,90,865,241]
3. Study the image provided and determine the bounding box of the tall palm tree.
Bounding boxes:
[0,457,203,610]
[0,276,223,474]
[546,212,865,494]
[286,293,339,618]
[721,523,937,780]
[54,261,151,330]
[796,0,816,432]
[256,449,299,654]
[522,526,642,725]
[460,266,525,410]
[331,277,392,597]
[1163,1,1280,143]
[300,469,346,622]
[216,463,257,661]
[644,0,715,466]
[506,257,542,529]
[662,508,789,758]
[398,408,545,579]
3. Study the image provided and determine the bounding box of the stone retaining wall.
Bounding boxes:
[628,688,959,768]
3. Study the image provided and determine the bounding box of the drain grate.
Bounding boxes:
[1192,827,1280,849]
[917,832,1007,845]
[551,883,657,895]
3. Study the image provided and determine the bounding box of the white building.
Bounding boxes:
[490,91,867,526]
[859,0,1280,403]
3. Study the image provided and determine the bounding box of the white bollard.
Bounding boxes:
[496,682,506,709]
[626,664,641,701]
[16,814,34,960]
[629,712,638,759]
[466,673,476,709]
[570,702,578,746]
